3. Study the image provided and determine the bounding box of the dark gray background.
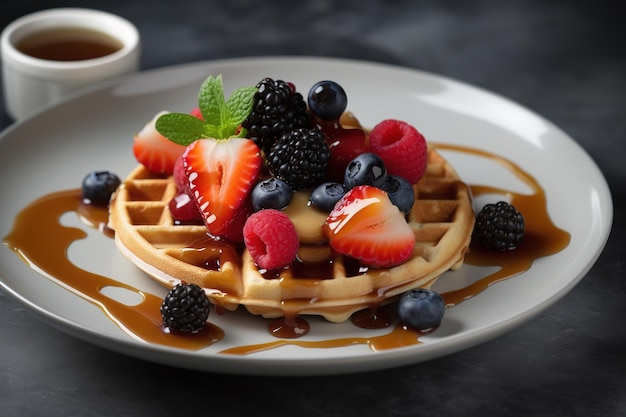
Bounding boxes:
[1,1,624,416]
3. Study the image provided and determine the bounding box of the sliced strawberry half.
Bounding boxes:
[133,111,187,175]
[183,137,262,238]
[323,185,415,268]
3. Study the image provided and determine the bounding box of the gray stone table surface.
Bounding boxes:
[1,1,624,416]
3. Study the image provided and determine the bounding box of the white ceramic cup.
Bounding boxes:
[1,8,140,120]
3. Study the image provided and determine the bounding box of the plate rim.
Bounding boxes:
[0,56,614,375]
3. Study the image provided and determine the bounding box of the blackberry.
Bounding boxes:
[474,201,525,251]
[242,78,311,155]
[160,283,210,333]
[267,127,331,191]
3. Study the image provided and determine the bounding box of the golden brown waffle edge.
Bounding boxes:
[108,146,475,323]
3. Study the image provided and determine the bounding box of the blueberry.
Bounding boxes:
[343,152,387,190]
[251,177,293,211]
[398,289,446,331]
[307,80,348,121]
[381,175,415,214]
[310,182,346,212]
[81,170,121,206]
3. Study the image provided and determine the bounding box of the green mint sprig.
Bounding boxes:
[155,74,257,145]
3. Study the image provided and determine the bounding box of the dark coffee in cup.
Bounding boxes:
[16,27,123,61]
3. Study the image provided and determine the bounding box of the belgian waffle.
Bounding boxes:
[109,146,475,322]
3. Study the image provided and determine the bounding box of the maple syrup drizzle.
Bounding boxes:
[2,191,223,350]
[2,144,570,355]
[221,323,425,355]
[269,315,311,338]
[434,143,571,307]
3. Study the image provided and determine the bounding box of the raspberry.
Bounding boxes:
[474,201,525,251]
[160,283,210,333]
[243,209,299,270]
[369,119,428,184]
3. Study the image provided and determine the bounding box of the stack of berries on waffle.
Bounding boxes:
[108,75,475,325]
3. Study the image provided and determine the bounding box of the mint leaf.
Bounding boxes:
[198,75,227,129]
[155,113,205,145]
[225,86,257,134]
[156,74,257,144]
[203,123,221,139]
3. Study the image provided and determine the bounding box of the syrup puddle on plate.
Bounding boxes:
[2,144,570,354]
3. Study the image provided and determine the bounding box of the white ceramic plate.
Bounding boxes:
[0,57,612,375]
